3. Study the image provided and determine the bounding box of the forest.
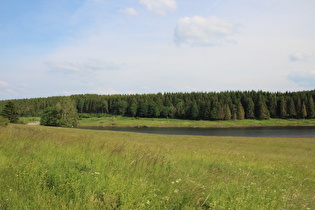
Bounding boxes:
[0,90,314,120]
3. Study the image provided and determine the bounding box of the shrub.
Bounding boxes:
[0,116,9,127]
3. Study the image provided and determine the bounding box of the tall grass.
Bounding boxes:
[0,124,314,209]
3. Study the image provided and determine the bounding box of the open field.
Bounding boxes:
[0,124,314,209]
[77,114,315,128]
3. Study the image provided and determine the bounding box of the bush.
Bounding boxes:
[0,116,9,127]
[40,99,79,128]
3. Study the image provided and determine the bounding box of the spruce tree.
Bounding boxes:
[301,102,307,119]
[1,101,19,123]
[245,97,255,119]
[256,95,270,120]
[307,96,315,118]
[287,98,296,118]
[268,95,278,118]
[279,96,287,118]
[236,101,245,120]
[223,104,232,120]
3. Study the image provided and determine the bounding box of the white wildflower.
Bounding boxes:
[174,189,179,193]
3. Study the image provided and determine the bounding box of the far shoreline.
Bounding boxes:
[78,123,315,129]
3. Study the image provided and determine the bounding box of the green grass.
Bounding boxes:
[0,124,314,209]
[77,114,315,128]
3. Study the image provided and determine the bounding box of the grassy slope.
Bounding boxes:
[0,124,314,209]
[78,115,315,127]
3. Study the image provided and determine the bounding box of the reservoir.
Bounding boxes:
[79,126,315,138]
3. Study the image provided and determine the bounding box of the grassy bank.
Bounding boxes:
[0,124,314,209]
[78,114,315,128]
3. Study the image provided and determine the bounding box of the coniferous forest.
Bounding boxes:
[0,90,314,120]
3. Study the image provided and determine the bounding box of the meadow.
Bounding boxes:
[0,124,314,209]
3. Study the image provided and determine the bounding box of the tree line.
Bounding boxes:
[0,90,314,120]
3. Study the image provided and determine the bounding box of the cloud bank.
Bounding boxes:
[174,16,237,47]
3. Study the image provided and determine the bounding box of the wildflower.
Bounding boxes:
[176,179,181,183]
[94,172,100,175]
[174,189,179,193]
[146,200,150,205]
[171,181,175,184]
[162,196,169,201]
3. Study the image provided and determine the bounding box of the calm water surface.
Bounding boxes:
[80,126,315,138]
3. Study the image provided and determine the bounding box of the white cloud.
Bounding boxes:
[46,60,121,73]
[288,70,315,88]
[0,81,9,86]
[120,8,138,16]
[174,16,238,47]
[139,0,177,15]
[289,52,313,62]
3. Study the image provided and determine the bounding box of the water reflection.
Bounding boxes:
[80,126,315,138]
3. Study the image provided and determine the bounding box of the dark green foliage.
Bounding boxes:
[1,101,19,123]
[128,103,138,117]
[279,97,287,118]
[138,103,148,117]
[256,95,270,120]
[148,102,160,118]
[244,97,255,119]
[117,100,128,115]
[287,98,296,118]
[268,94,278,118]
[1,90,314,121]
[188,102,199,120]
[307,96,315,118]
[40,107,60,126]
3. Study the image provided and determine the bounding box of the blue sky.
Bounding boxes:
[0,0,314,99]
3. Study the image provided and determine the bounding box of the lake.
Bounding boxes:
[79,126,315,138]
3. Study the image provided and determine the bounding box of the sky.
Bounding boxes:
[0,0,315,100]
